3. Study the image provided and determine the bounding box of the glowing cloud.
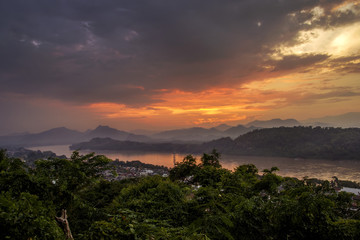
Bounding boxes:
[1,0,360,133]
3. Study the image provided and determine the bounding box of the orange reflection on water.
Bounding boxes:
[29,145,360,182]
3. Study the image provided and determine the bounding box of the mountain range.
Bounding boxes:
[0,125,151,147]
[245,118,301,128]
[70,127,360,160]
[150,119,301,142]
[302,112,360,128]
[0,112,359,147]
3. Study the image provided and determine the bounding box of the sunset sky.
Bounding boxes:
[1,0,360,134]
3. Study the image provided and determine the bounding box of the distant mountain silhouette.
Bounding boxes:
[86,125,127,138]
[86,125,151,142]
[70,137,196,153]
[245,118,301,128]
[211,124,232,131]
[152,127,226,142]
[7,113,359,148]
[303,112,360,128]
[302,122,332,127]
[71,127,360,160]
[224,125,259,138]
[0,127,84,147]
[129,129,159,136]
[0,125,150,147]
[0,123,277,148]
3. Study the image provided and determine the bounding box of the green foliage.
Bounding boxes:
[193,166,231,187]
[0,191,63,240]
[170,154,199,181]
[190,186,234,240]
[34,151,111,209]
[170,149,228,187]
[86,209,208,240]
[1,148,360,239]
[35,151,111,194]
[234,164,258,185]
[254,170,283,195]
[200,149,222,168]
[0,149,38,196]
[111,176,190,225]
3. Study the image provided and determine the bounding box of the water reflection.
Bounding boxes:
[221,155,360,182]
[28,145,360,182]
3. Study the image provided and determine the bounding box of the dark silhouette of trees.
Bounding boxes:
[1,149,360,239]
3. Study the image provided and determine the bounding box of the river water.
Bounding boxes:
[28,145,360,182]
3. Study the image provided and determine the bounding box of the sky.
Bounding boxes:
[0,0,360,134]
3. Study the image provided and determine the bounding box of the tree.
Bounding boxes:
[33,151,112,237]
[34,151,111,208]
[111,176,189,225]
[190,186,234,240]
[0,149,38,196]
[200,149,222,168]
[254,167,283,195]
[0,191,63,240]
[169,154,198,181]
[2,147,360,239]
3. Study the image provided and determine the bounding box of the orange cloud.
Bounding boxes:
[84,64,360,129]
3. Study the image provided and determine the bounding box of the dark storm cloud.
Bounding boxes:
[271,54,330,72]
[0,0,357,105]
[291,88,360,105]
[329,55,360,73]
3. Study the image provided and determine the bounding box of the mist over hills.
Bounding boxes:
[0,125,150,147]
[211,124,232,131]
[303,112,360,128]
[147,118,302,141]
[1,112,359,147]
[0,127,83,147]
[71,127,360,160]
[85,125,151,142]
[223,125,260,138]
[151,127,226,142]
[245,118,301,128]
[0,124,257,147]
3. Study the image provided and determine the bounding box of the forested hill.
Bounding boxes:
[229,127,360,159]
[70,137,196,153]
[71,127,360,160]
[197,127,360,160]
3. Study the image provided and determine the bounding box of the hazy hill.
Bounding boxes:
[303,112,360,128]
[70,137,196,153]
[152,127,226,142]
[71,127,360,160]
[228,126,360,159]
[224,125,259,138]
[245,118,301,128]
[0,125,150,147]
[86,125,151,142]
[211,124,232,131]
[3,113,358,147]
[152,124,260,142]
[0,127,84,147]
[129,129,159,136]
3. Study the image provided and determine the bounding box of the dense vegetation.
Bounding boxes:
[1,149,360,239]
[71,127,360,160]
[70,137,196,153]
[6,147,67,167]
[229,127,360,159]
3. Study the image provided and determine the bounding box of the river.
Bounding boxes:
[28,145,360,182]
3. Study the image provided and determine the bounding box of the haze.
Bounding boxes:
[1,0,360,135]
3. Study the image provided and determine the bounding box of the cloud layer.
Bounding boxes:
[0,0,359,133]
